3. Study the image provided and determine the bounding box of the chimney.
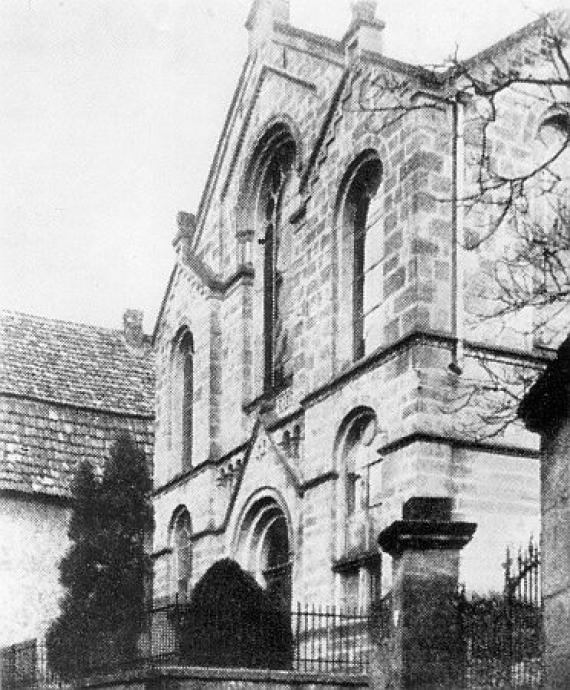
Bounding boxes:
[343,1,385,59]
[173,211,196,263]
[123,309,144,348]
[246,0,290,53]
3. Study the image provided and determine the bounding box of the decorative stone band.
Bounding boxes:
[377,519,477,557]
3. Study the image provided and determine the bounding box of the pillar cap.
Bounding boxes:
[377,519,477,557]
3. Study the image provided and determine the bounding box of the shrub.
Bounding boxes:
[178,559,292,670]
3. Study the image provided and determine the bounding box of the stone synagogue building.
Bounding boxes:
[150,0,567,610]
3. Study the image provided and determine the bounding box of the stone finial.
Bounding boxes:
[344,0,385,57]
[271,0,290,24]
[173,211,196,259]
[246,0,290,27]
[123,309,144,348]
[176,211,196,238]
[351,0,377,22]
[245,0,290,52]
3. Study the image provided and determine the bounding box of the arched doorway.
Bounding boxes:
[235,495,292,609]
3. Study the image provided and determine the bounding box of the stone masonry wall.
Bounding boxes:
[541,414,570,686]
[152,18,544,605]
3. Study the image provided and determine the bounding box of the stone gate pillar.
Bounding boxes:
[375,497,476,689]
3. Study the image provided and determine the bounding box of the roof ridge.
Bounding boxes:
[0,308,126,335]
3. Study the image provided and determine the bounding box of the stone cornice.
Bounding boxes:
[378,519,477,556]
[376,431,540,459]
[302,330,552,410]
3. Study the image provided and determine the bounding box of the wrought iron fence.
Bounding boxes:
[459,539,542,688]
[141,600,374,674]
[0,603,376,687]
[0,640,62,689]
[0,544,542,688]
[292,603,373,673]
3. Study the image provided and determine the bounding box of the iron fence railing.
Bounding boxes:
[0,639,62,689]
[0,602,377,687]
[0,543,542,688]
[144,601,375,674]
[458,539,542,688]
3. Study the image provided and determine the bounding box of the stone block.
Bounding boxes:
[384,267,406,297]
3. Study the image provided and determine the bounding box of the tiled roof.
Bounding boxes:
[0,310,155,498]
[0,310,154,416]
[0,399,154,498]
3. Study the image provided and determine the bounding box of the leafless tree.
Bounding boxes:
[350,10,570,436]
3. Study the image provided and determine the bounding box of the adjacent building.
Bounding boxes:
[519,334,570,689]
[0,309,154,646]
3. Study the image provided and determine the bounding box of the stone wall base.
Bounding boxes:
[80,665,368,690]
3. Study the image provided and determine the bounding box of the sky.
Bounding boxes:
[0,0,566,333]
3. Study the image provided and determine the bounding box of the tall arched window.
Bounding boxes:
[172,509,192,600]
[338,153,382,363]
[533,108,570,235]
[171,329,194,470]
[240,123,297,394]
[259,139,296,391]
[521,107,570,344]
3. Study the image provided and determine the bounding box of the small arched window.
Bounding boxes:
[336,409,379,611]
[338,153,382,363]
[341,411,377,517]
[172,509,192,600]
[171,329,194,471]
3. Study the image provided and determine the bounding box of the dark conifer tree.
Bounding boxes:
[46,460,102,679]
[47,433,153,678]
[97,432,153,661]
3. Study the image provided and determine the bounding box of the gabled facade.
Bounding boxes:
[151,0,566,608]
[0,309,154,645]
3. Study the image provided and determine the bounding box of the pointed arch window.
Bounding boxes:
[171,329,194,471]
[338,153,382,362]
